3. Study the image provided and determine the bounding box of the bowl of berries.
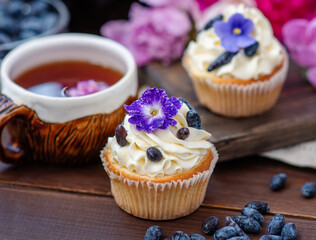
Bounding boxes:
[0,0,69,60]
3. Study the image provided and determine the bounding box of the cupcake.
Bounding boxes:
[101,88,218,220]
[183,5,289,117]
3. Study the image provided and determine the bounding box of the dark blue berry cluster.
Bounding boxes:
[0,0,62,58]
[144,200,298,240]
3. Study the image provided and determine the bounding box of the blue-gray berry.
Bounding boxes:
[178,97,194,111]
[233,216,261,234]
[242,207,264,225]
[202,216,219,235]
[214,226,238,240]
[202,14,223,30]
[244,42,259,57]
[227,237,250,240]
[270,173,287,191]
[301,182,316,198]
[144,226,162,240]
[225,216,249,238]
[147,147,163,162]
[190,233,206,240]
[208,51,238,71]
[245,201,270,214]
[259,235,282,240]
[281,223,297,240]
[268,214,285,235]
[186,110,201,129]
[172,231,190,240]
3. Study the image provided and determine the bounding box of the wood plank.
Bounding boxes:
[143,61,316,161]
[0,157,315,219]
[0,185,314,240]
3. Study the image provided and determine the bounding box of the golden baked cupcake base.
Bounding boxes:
[183,48,289,118]
[101,145,218,220]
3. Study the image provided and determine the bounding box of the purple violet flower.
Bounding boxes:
[213,13,256,53]
[66,80,108,97]
[124,88,182,133]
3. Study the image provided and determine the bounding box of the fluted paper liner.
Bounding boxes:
[101,144,218,220]
[183,49,289,117]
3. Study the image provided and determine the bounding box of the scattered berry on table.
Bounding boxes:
[268,213,285,235]
[233,216,261,234]
[244,41,259,57]
[301,182,316,198]
[227,236,250,240]
[207,51,237,71]
[144,226,162,240]
[147,147,163,162]
[241,207,264,225]
[186,110,201,129]
[177,128,190,140]
[115,124,127,147]
[244,201,270,214]
[281,223,297,240]
[171,231,190,240]
[259,235,282,240]
[270,173,287,191]
[214,226,238,240]
[225,216,249,238]
[201,216,219,235]
[190,233,206,240]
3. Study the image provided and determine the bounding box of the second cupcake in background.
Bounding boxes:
[101,88,218,220]
[183,4,289,117]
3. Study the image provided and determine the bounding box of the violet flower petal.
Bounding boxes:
[213,21,231,38]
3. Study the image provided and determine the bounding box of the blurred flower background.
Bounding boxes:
[101,0,316,89]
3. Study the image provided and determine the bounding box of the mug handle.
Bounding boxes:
[0,94,33,164]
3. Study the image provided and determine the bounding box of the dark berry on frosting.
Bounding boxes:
[244,41,259,57]
[207,51,238,72]
[147,147,163,162]
[178,97,194,111]
[115,125,127,147]
[202,14,223,31]
[244,201,270,214]
[187,110,201,129]
[177,128,190,140]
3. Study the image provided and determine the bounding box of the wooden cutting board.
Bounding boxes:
[143,61,316,161]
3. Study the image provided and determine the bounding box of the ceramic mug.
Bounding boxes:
[0,33,138,164]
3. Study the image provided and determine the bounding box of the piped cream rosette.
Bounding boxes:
[183,5,289,117]
[101,89,218,220]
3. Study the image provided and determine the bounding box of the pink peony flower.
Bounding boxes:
[101,3,192,66]
[283,18,316,89]
[283,18,316,68]
[306,67,316,89]
[256,0,316,41]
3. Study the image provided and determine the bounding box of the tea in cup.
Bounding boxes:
[0,33,138,164]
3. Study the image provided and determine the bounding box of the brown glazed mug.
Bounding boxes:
[0,33,138,164]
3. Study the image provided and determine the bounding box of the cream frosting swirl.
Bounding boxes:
[186,4,283,80]
[107,103,212,178]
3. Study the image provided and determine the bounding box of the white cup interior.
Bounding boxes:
[1,33,138,123]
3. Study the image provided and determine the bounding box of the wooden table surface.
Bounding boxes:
[1,2,315,237]
[0,63,315,239]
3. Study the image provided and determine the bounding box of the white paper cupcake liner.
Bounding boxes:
[184,49,289,117]
[101,144,218,220]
